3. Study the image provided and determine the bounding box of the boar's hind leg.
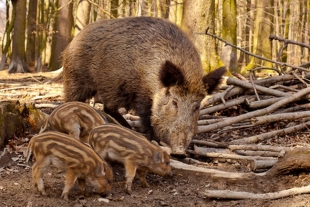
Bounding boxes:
[124,162,137,194]
[104,107,132,129]
[61,169,78,200]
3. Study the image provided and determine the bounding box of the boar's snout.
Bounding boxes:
[170,146,187,157]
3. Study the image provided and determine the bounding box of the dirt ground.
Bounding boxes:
[1,70,310,207]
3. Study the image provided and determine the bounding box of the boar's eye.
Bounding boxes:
[172,100,178,108]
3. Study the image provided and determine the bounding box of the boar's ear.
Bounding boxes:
[203,66,226,94]
[95,163,106,177]
[159,60,185,87]
[153,151,165,163]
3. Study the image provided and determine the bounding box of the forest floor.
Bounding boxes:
[1,70,310,207]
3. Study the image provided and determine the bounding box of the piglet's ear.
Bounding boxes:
[153,151,164,163]
[203,66,226,94]
[95,163,106,177]
[160,60,185,87]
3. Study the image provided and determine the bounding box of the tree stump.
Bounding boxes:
[0,101,48,150]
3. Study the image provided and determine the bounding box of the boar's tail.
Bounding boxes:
[203,66,226,94]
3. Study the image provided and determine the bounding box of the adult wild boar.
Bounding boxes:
[62,16,225,156]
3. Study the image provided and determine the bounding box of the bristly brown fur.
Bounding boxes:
[62,16,225,155]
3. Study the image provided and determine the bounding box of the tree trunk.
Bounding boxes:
[48,0,73,71]
[221,0,238,73]
[8,0,30,73]
[244,0,274,73]
[26,0,37,67]
[74,0,91,36]
[182,0,223,72]
[0,0,14,71]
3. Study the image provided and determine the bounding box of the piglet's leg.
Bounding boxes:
[61,169,77,200]
[136,169,149,188]
[124,162,137,195]
[77,178,89,197]
[32,159,49,196]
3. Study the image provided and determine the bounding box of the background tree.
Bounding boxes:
[8,0,30,73]
[182,0,223,72]
[0,0,309,74]
[221,0,238,73]
[74,0,91,36]
[243,0,274,73]
[26,0,37,67]
[0,0,13,71]
[48,0,73,71]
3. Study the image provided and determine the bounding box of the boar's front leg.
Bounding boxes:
[61,169,78,200]
[124,162,137,194]
[136,169,149,188]
[77,177,89,197]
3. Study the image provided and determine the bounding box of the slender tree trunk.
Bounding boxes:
[48,0,73,71]
[111,0,118,18]
[221,0,238,73]
[26,0,37,67]
[244,0,274,73]
[74,0,91,36]
[182,0,223,72]
[0,0,14,71]
[175,0,183,27]
[8,0,30,73]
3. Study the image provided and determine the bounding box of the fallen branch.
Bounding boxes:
[250,159,278,172]
[251,111,310,125]
[265,147,310,177]
[234,150,280,157]
[198,86,310,133]
[228,144,287,152]
[170,159,255,179]
[190,146,277,161]
[200,95,252,116]
[203,185,310,200]
[231,121,310,144]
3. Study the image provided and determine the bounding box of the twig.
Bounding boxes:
[227,77,291,97]
[269,34,310,50]
[250,72,260,101]
[202,28,308,71]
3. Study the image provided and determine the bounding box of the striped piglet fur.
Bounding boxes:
[40,101,108,143]
[89,124,172,194]
[26,131,113,200]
